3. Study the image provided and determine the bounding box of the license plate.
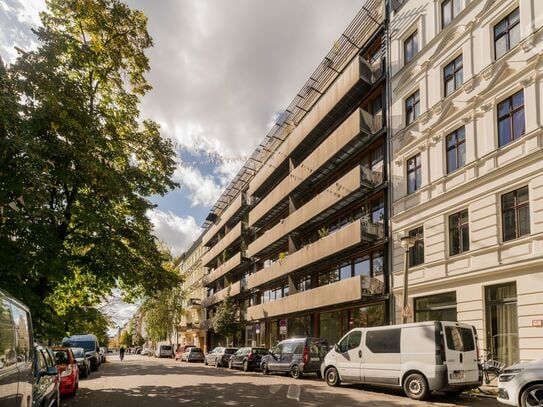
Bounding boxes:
[310,357,320,362]
[450,371,465,380]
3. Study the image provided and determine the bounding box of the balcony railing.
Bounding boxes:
[187,298,202,310]
[202,193,248,247]
[202,252,244,286]
[247,274,385,320]
[202,280,242,308]
[201,221,243,267]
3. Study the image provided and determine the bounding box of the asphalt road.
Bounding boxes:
[63,354,501,407]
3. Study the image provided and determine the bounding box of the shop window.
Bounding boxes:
[414,292,457,322]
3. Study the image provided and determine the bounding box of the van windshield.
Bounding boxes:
[161,346,171,350]
[63,340,96,352]
[445,326,475,352]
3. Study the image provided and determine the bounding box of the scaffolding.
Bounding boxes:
[202,0,384,229]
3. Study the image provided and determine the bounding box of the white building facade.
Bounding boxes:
[389,0,543,365]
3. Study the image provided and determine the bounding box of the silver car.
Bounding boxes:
[498,359,543,406]
[182,347,204,362]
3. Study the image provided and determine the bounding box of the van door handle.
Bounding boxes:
[358,350,362,358]
[460,353,463,363]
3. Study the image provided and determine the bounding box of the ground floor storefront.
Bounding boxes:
[244,300,389,348]
[395,267,543,366]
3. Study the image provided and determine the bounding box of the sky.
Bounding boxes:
[1,0,363,326]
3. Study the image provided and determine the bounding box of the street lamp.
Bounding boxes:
[400,235,417,324]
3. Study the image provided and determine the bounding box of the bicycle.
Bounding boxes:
[480,349,505,384]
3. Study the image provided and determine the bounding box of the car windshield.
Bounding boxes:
[64,340,96,352]
[252,348,269,355]
[71,348,85,358]
[54,350,69,364]
[191,348,202,353]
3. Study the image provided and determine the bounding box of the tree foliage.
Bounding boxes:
[0,0,179,341]
[212,287,240,346]
[119,330,133,348]
[141,286,184,344]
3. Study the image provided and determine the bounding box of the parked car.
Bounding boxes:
[0,288,35,405]
[498,358,543,406]
[261,337,328,379]
[228,347,269,372]
[205,347,238,367]
[321,321,481,400]
[52,347,79,397]
[70,347,91,378]
[34,344,61,407]
[175,344,194,360]
[141,347,151,356]
[181,347,205,363]
[61,334,101,371]
[155,344,173,358]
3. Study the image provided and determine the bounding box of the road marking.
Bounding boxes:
[286,384,301,401]
[269,384,283,394]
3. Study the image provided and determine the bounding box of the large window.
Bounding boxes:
[405,90,420,126]
[494,8,520,59]
[415,292,457,322]
[407,154,422,194]
[297,274,312,292]
[404,31,418,64]
[442,0,462,27]
[444,55,463,97]
[498,90,525,147]
[446,127,466,173]
[449,209,469,255]
[502,186,530,241]
[409,226,424,267]
[366,329,401,353]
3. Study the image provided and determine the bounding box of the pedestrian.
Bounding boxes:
[120,346,125,361]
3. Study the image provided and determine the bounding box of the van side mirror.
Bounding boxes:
[334,344,340,353]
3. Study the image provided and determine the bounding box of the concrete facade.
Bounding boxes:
[389,0,543,364]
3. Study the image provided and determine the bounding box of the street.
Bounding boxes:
[63,355,501,407]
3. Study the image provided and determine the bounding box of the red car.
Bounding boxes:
[52,346,80,396]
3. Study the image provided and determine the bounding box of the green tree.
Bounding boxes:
[0,0,179,341]
[212,287,240,346]
[133,332,145,347]
[120,330,133,348]
[141,286,184,344]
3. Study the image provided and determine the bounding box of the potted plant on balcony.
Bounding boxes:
[318,226,329,239]
[278,251,288,262]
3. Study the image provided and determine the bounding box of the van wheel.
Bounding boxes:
[214,358,220,368]
[228,359,234,369]
[262,363,269,375]
[325,367,341,387]
[243,360,249,372]
[403,373,429,400]
[520,383,543,407]
[291,365,302,379]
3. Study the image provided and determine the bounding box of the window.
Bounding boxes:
[443,55,463,96]
[366,329,401,353]
[340,262,352,280]
[409,226,424,267]
[338,331,362,353]
[407,154,421,194]
[415,292,457,322]
[405,90,420,125]
[442,0,462,27]
[502,186,530,241]
[354,256,370,277]
[0,299,16,370]
[498,90,525,147]
[449,209,469,255]
[494,8,520,59]
[446,127,466,173]
[445,326,475,352]
[404,31,418,64]
[298,275,312,292]
[318,267,340,286]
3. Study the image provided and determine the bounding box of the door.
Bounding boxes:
[335,330,363,382]
[441,322,479,384]
[485,283,519,367]
[363,328,401,385]
[280,342,294,372]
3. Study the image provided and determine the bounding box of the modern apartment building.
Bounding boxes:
[178,238,207,350]
[201,0,389,349]
[389,0,543,365]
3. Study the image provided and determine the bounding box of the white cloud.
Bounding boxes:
[147,209,201,256]
[0,0,43,62]
[173,164,222,207]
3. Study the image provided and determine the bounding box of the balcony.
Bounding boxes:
[202,252,246,286]
[202,193,248,247]
[187,298,202,310]
[247,218,383,290]
[247,274,385,320]
[248,56,379,199]
[248,164,382,258]
[249,107,382,229]
[201,221,243,267]
[202,280,242,308]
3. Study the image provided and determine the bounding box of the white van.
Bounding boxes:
[321,321,482,400]
[155,344,173,358]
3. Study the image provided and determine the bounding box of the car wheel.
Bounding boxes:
[262,363,269,375]
[215,358,220,368]
[243,360,250,372]
[520,383,543,407]
[403,373,429,401]
[291,365,302,379]
[204,358,208,366]
[228,359,234,369]
[325,367,340,387]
